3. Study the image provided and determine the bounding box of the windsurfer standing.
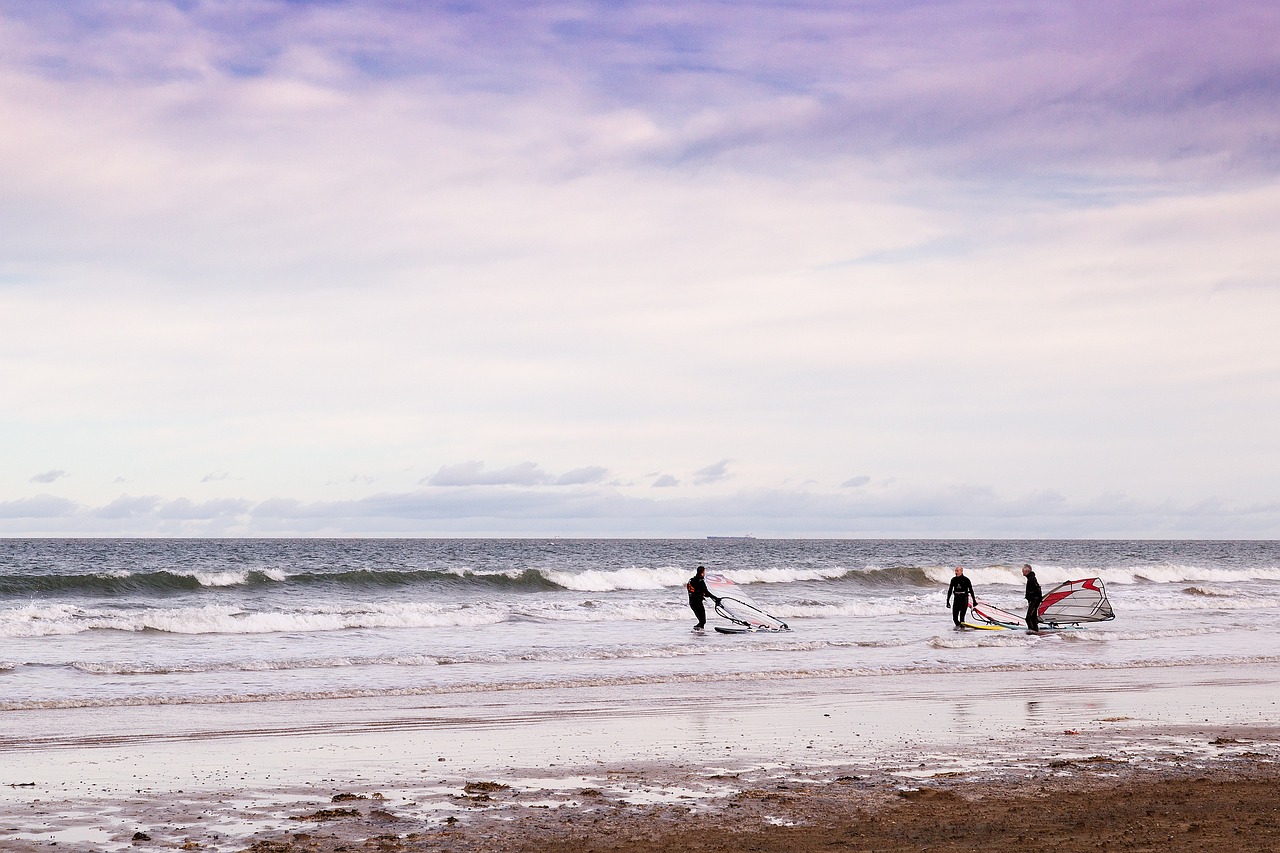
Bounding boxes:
[686,565,721,631]
[946,566,976,627]
[1023,563,1042,632]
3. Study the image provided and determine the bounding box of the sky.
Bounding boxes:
[2,0,1279,538]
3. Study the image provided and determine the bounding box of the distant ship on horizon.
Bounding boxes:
[706,535,756,541]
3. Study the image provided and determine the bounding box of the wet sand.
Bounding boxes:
[234,762,1280,852]
[3,663,1279,851]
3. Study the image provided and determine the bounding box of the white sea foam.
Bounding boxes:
[186,567,291,586]
[71,655,442,676]
[0,602,513,637]
[923,563,1280,587]
[186,570,253,587]
[541,565,850,591]
[0,600,682,637]
[1115,594,1280,612]
[1053,626,1240,642]
[768,599,937,619]
[929,631,1041,649]
[921,565,1027,586]
[713,566,853,585]
[176,603,510,634]
[542,566,691,591]
[1101,565,1280,584]
[1182,585,1235,597]
[0,602,86,638]
[519,601,684,623]
[67,639,843,675]
[52,622,1245,677]
[928,624,1236,649]
[4,585,1275,638]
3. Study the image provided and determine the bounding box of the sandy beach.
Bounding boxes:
[4,661,1279,851]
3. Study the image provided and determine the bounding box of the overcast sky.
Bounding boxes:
[2,0,1278,537]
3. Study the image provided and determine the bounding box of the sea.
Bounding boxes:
[2,538,1279,713]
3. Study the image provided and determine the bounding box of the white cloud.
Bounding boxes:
[424,461,552,487]
[29,470,67,484]
[156,498,253,521]
[693,459,733,486]
[0,495,77,519]
[0,482,1277,538]
[555,466,608,486]
[422,461,607,488]
[94,495,161,520]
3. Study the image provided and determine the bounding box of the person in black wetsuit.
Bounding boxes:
[686,565,721,630]
[946,566,976,627]
[1023,563,1042,632]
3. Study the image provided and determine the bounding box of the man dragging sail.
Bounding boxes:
[686,565,722,631]
[946,566,976,627]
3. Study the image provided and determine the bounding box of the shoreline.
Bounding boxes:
[3,663,1279,851]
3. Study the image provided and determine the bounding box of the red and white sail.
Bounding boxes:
[1038,577,1114,625]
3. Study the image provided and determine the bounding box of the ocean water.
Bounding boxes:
[2,538,1279,712]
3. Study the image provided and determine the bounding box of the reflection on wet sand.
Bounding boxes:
[3,662,1279,850]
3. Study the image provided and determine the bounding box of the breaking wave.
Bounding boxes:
[0,567,561,598]
[4,558,1280,604]
[1183,585,1234,597]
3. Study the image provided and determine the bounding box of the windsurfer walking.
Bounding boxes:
[946,566,976,627]
[1023,563,1042,632]
[686,565,721,631]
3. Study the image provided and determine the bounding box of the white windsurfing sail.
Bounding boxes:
[968,600,1026,628]
[1038,577,1114,625]
[704,572,790,632]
